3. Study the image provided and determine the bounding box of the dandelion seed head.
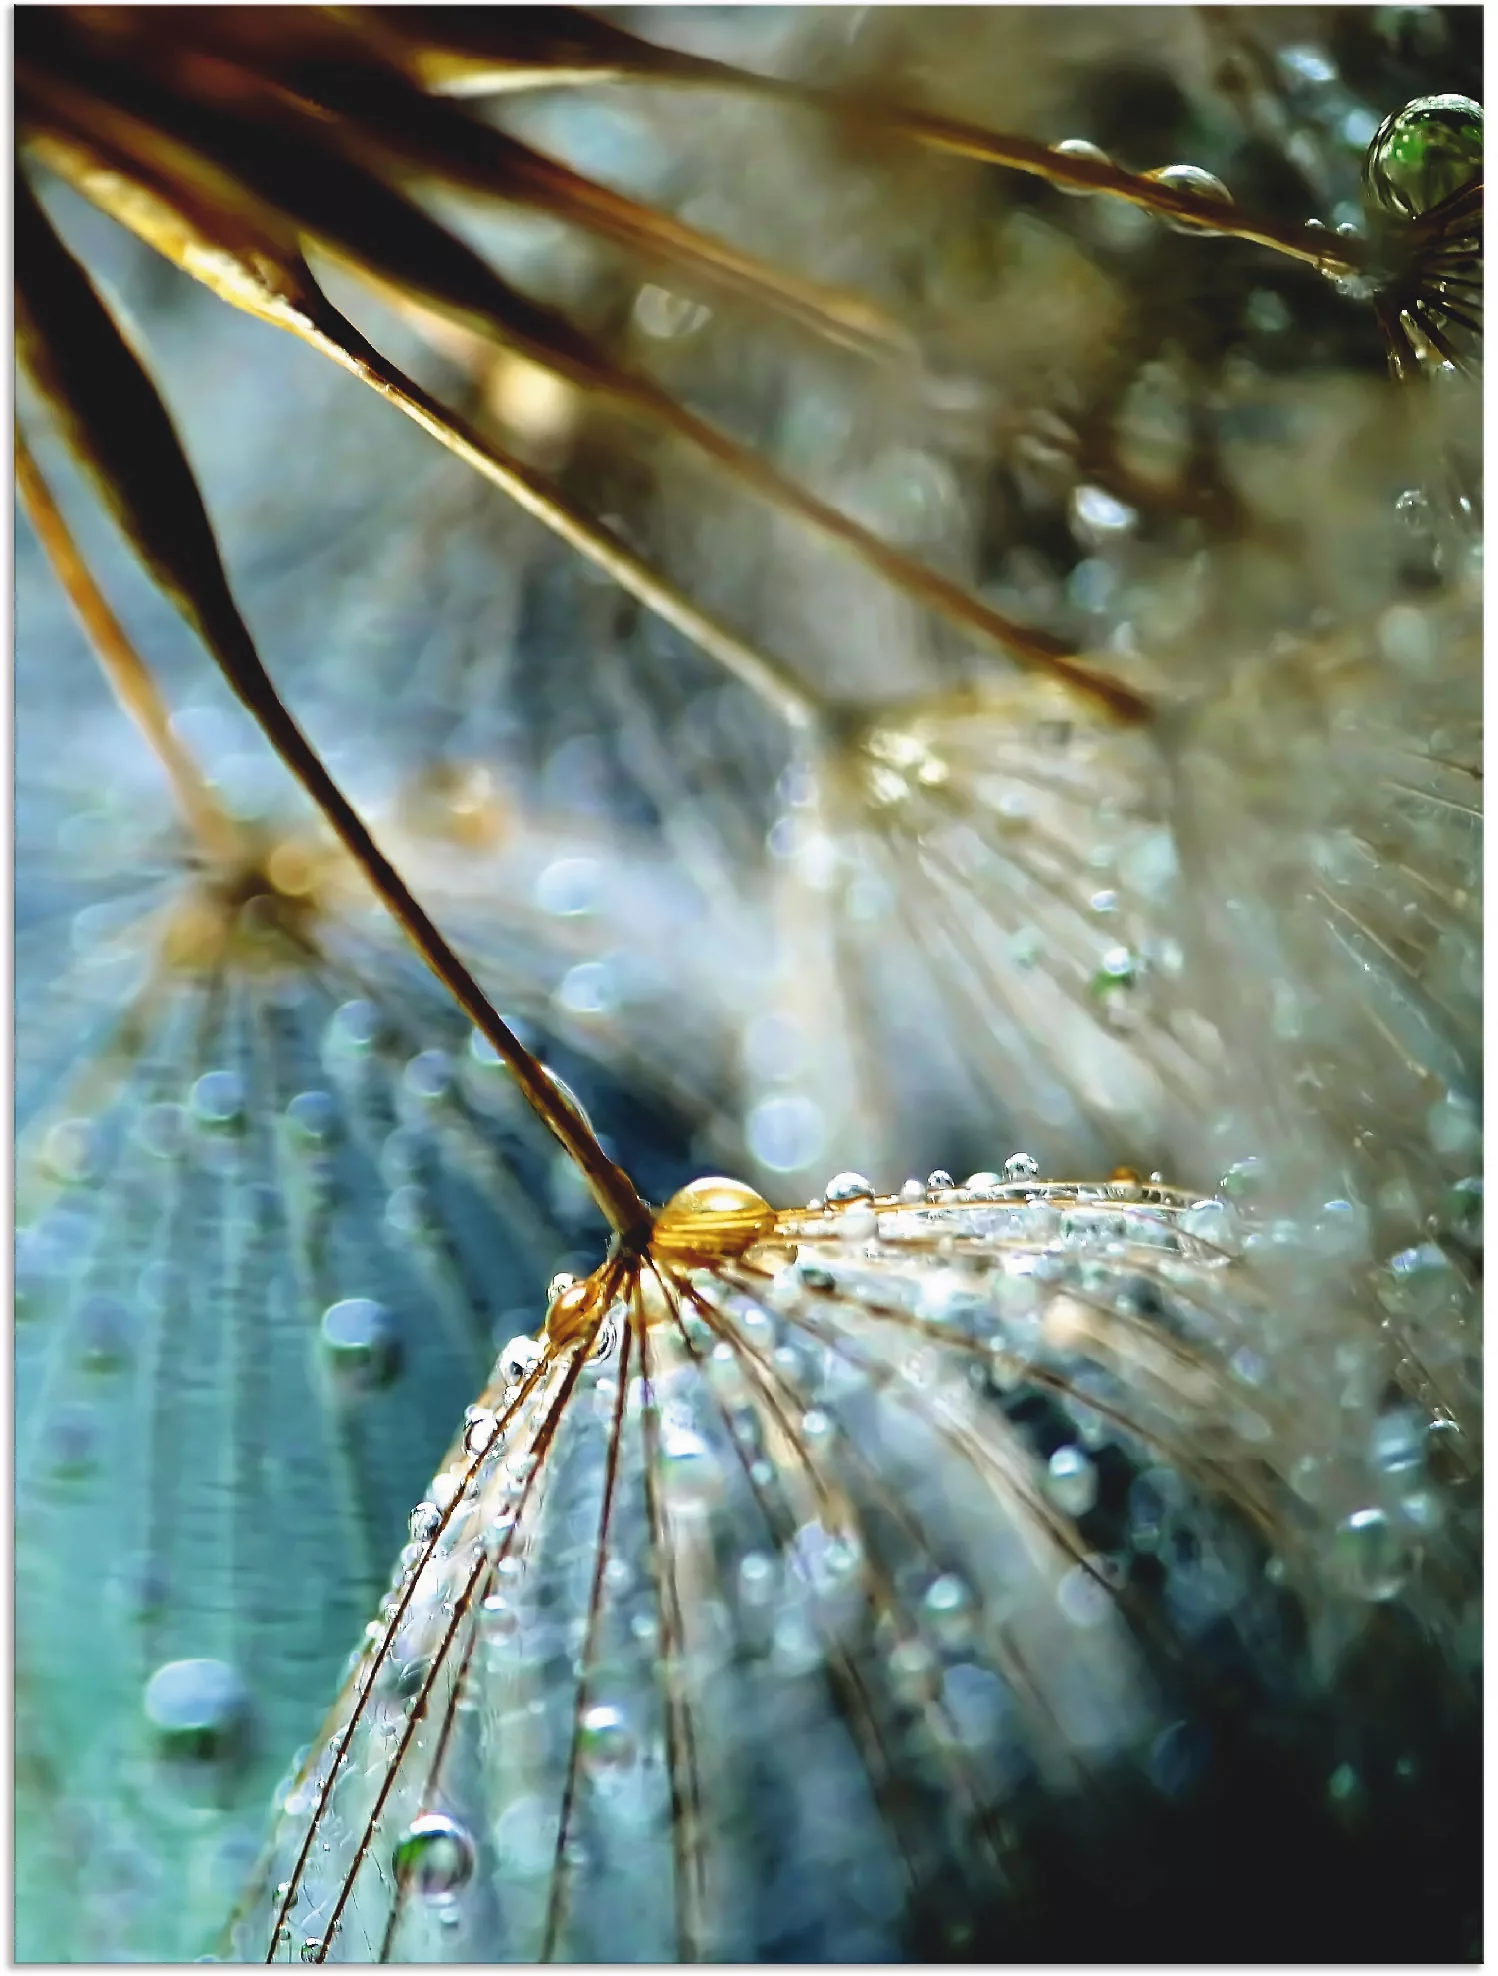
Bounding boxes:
[227,1171,1476,1959]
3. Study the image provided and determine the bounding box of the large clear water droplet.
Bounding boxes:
[392,1811,476,1899]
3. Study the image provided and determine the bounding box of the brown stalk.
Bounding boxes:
[379,4,1367,276]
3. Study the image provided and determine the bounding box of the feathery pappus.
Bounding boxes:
[231,1169,1479,1964]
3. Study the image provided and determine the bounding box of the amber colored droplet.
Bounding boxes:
[265,839,320,898]
[652,1176,778,1264]
[1110,1165,1142,1184]
[544,1277,597,1346]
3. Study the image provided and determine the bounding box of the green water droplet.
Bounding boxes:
[1364,94,1483,219]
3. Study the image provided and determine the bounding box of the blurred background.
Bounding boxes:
[14,6,1481,1960]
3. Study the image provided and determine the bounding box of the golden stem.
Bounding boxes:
[302,273,826,733]
[413,26,1364,278]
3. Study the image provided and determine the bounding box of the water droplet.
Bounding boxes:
[1278,42,1338,87]
[1312,1197,1371,1260]
[403,1049,454,1106]
[47,1404,99,1478]
[143,1659,251,1765]
[824,1171,875,1207]
[926,1169,956,1194]
[579,1702,637,1773]
[285,1089,340,1147]
[1071,484,1137,541]
[542,1066,595,1137]
[1363,94,1483,219]
[1057,1560,1115,1628]
[1094,944,1138,990]
[1142,163,1235,233]
[1180,1197,1242,1256]
[1045,1444,1099,1517]
[44,1117,102,1184]
[463,1407,497,1456]
[328,997,381,1057]
[900,1177,926,1204]
[480,1592,520,1643]
[75,1293,134,1373]
[653,1176,776,1261]
[1444,1176,1483,1251]
[136,1102,187,1161]
[1003,1153,1040,1181]
[189,1070,245,1131]
[409,1501,442,1543]
[299,1941,323,1963]
[888,1636,941,1702]
[534,856,602,917]
[1378,1242,1461,1320]
[1335,1507,1410,1601]
[393,1811,476,1899]
[1051,136,1112,190]
[922,1573,975,1648]
[1371,1407,1427,1480]
[498,1334,545,1387]
[964,1171,1002,1195]
[320,1298,402,1392]
[1327,1761,1360,1806]
[557,959,617,1018]
[633,282,711,339]
[738,1552,777,1605]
